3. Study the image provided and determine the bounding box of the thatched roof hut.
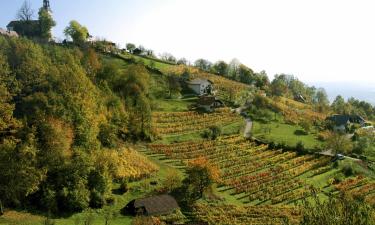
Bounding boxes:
[123,194,179,216]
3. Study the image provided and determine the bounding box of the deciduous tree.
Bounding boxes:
[17,0,34,21]
[38,7,56,41]
[64,20,89,45]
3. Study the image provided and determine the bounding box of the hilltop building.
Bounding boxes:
[7,0,52,38]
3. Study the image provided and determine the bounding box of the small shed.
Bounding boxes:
[196,96,224,112]
[123,194,179,216]
[187,78,213,95]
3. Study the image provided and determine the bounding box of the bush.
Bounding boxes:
[119,180,128,194]
[299,120,312,134]
[317,130,331,141]
[296,141,306,155]
[89,189,105,208]
[342,165,354,177]
[202,125,222,140]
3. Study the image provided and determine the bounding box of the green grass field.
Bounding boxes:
[252,120,323,150]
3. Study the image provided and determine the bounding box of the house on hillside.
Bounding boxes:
[294,94,306,103]
[0,28,18,38]
[187,78,213,95]
[326,114,366,132]
[123,194,179,216]
[196,96,224,112]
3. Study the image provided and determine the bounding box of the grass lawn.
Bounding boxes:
[155,121,243,144]
[119,53,173,72]
[252,120,324,150]
[152,97,197,112]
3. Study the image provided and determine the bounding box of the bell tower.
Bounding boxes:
[43,0,51,12]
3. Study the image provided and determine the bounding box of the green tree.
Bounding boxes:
[212,60,228,76]
[0,131,46,206]
[326,132,353,155]
[314,88,330,113]
[126,43,136,53]
[166,73,181,98]
[202,125,222,140]
[271,75,288,96]
[331,95,346,114]
[38,7,56,41]
[64,20,89,45]
[194,58,212,71]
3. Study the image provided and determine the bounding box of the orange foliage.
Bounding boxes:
[189,157,221,183]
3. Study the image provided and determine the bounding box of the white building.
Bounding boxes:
[187,78,213,96]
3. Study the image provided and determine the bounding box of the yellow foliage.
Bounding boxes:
[189,156,221,183]
[94,147,158,180]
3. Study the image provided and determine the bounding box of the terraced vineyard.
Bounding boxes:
[163,65,251,100]
[193,203,301,225]
[148,135,331,205]
[268,97,327,123]
[335,176,375,205]
[152,108,242,135]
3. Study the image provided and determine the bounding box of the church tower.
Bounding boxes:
[43,0,51,12]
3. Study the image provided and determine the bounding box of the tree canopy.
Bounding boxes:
[64,20,89,45]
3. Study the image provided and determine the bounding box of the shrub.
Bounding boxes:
[299,120,312,134]
[317,130,331,141]
[89,189,105,208]
[119,180,128,194]
[296,141,306,155]
[342,165,354,177]
[202,125,222,140]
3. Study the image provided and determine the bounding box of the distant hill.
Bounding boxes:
[308,81,375,105]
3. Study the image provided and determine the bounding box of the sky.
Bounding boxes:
[1,0,375,85]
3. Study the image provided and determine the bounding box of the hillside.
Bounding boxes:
[0,35,374,225]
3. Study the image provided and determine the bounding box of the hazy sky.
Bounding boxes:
[1,0,375,84]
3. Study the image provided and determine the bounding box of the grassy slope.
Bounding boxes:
[252,120,323,150]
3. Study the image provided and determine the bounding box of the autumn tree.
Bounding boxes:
[82,48,102,82]
[161,169,182,193]
[179,157,220,204]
